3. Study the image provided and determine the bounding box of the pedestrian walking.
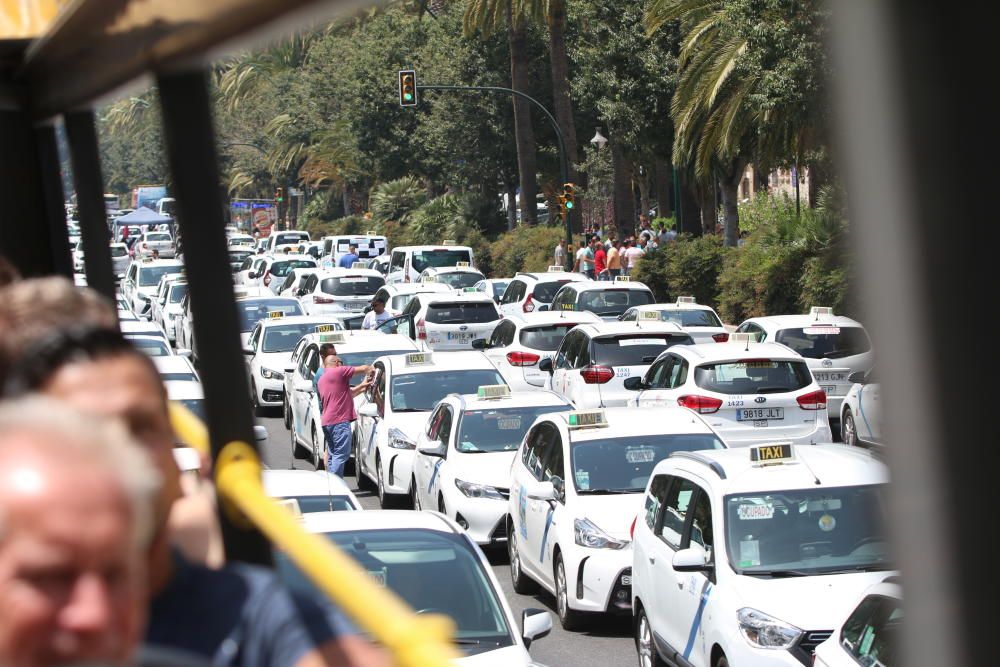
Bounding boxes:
[318,354,374,477]
[594,241,607,280]
[623,238,645,275]
[554,239,566,268]
[607,240,622,280]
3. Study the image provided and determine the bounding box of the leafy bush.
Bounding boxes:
[631,235,732,306]
[368,177,428,223]
[737,191,801,234]
[652,215,676,231]
[301,214,367,239]
[489,226,565,277]
[798,236,854,317]
[716,239,810,323]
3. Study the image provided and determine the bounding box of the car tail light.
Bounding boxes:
[580,365,614,384]
[263,271,271,286]
[796,389,827,410]
[416,318,427,340]
[629,516,637,539]
[677,395,723,414]
[312,295,334,304]
[506,351,540,366]
[523,294,535,312]
[712,333,729,342]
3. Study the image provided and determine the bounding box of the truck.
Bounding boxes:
[131,185,167,211]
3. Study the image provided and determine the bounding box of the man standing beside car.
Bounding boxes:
[318,356,374,477]
[338,244,360,269]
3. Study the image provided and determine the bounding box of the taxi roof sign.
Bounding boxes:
[749,442,794,466]
[810,306,834,318]
[548,265,564,272]
[567,410,609,429]
[319,332,347,344]
[267,311,284,319]
[477,385,511,399]
[462,287,478,293]
[405,352,433,366]
[442,239,456,246]
[614,275,631,282]
[638,310,661,321]
[455,261,471,267]
[275,498,303,518]
[728,332,754,344]
[676,296,697,304]
[351,261,367,269]
[422,275,437,282]
[366,230,377,236]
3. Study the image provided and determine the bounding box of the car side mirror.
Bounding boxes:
[522,608,552,649]
[471,339,489,350]
[242,347,254,356]
[624,376,647,391]
[526,480,555,502]
[551,476,566,503]
[247,271,257,279]
[672,545,713,573]
[176,348,192,358]
[284,367,295,374]
[417,443,446,458]
[253,425,268,443]
[848,370,866,384]
[539,357,553,373]
[494,296,501,304]
[358,403,379,418]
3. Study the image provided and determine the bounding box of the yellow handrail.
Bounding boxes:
[169,403,461,667]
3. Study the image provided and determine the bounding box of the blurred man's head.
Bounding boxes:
[371,298,386,314]
[0,398,159,667]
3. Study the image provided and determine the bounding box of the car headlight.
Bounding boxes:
[387,427,416,450]
[573,518,629,550]
[260,367,284,380]
[737,608,803,649]
[454,478,505,500]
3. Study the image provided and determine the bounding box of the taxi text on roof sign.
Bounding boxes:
[351,261,367,269]
[315,324,337,334]
[405,352,432,366]
[267,311,284,319]
[442,239,456,246]
[810,306,834,318]
[548,265,564,272]
[749,442,794,465]
[677,296,696,304]
[319,332,347,344]
[567,410,609,429]
[614,275,631,282]
[455,261,470,267]
[477,385,511,399]
[728,332,755,344]
[638,310,661,321]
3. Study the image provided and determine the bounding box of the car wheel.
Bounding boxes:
[311,426,323,471]
[555,554,584,631]
[635,607,666,667]
[376,457,390,508]
[412,477,422,511]
[842,408,858,447]
[282,396,291,430]
[289,419,299,461]
[251,381,264,418]
[508,526,539,594]
[715,654,730,667]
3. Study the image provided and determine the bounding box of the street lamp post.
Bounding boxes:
[590,128,608,236]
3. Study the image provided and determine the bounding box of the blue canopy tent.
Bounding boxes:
[113,206,173,227]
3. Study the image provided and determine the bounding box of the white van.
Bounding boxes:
[266,230,311,253]
[385,244,475,285]
[319,234,388,268]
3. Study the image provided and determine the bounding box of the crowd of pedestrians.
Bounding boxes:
[558,214,677,279]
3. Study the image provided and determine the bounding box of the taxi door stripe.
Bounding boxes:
[539,505,555,562]
[857,385,875,438]
[427,458,444,494]
[682,580,713,660]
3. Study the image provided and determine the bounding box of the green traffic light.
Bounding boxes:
[404,93,413,101]
[565,201,574,209]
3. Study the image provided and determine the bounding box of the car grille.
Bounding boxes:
[798,630,833,654]
[495,487,510,500]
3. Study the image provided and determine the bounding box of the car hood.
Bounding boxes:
[455,644,531,666]
[257,350,294,371]
[728,570,896,631]
[386,411,432,440]
[573,494,644,540]
[452,451,518,489]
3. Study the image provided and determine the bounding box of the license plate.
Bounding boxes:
[753,420,768,427]
[621,574,631,586]
[814,372,847,382]
[447,332,472,341]
[737,408,784,421]
[821,385,836,395]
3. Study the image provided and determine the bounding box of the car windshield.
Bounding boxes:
[433,271,484,289]
[592,333,693,366]
[391,295,414,312]
[694,359,814,395]
[269,260,316,278]
[274,529,512,655]
[571,433,725,493]
[519,323,579,351]
[425,302,498,324]
[457,405,569,453]
[531,279,573,303]
[168,285,188,303]
[281,496,355,512]
[411,250,472,272]
[390,370,506,411]
[775,326,872,360]
[337,351,412,386]
[653,309,724,327]
[139,264,183,286]
[110,246,128,258]
[320,276,385,296]
[262,324,332,353]
[578,288,654,316]
[158,372,197,382]
[237,300,304,332]
[724,484,891,576]
[128,337,171,357]
[275,233,308,245]
[488,281,509,299]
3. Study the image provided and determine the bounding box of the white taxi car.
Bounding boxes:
[152,355,198,382]
[498,269,590,316]
[549,278,655,321]
[284,331,419,469]
[540,321,694,408]
[121,258,184,317]
[619,297,730,344]
[418,265,486,290]
[735,308,874,424]
[353,352,507,508]
[507,407,726,630]
[234,296,305,348]
[385,244,475,285]
[412,386,571,545]
[274,511,553,666]
[839,368,882,449]
[632,443,892,667]
[151,279,187,343]
[813,577,901,667]
[370,282,452,316]
[392,290,501,352]
[626,336,833,447]
[474,311,601,391]
[262,469,361,512]
[298,267,385,316]
[242,315,345,415]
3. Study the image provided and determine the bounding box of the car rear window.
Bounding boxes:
[656,309,723,327]
[320,276,384,296]
[425,302,499,324]
[237,300,304,332]
[147,233,171,242]
[578,288,654,317]
[276,233,308,245]
[592,333,693,366]
[775,326,872,359]
[411,249,472,272]
[433,271,484,289]
[269,260,316,277]
[110,246,128,258]
[694,359,814,395]
[519,323,579,351]
[531,279,572,303]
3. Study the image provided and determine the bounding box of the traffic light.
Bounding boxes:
[555,193,568,220]
[562,183,576,211]
[398,69,417,107]
[275,187,284,202]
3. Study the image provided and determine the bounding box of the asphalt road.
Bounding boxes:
[255,410,637,667]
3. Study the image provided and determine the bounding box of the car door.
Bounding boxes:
[636,354,684,406]
[516,423,562,584]
[482,320,517,381]
[292,345,318,443]
[858,369,881,443]
[562,333,594,407]
[498,279,524,316]
[550,330,582,398]
[357,362,387,476]
[414,404,446,510]
[422,405,453,511]
[634,474,674,633]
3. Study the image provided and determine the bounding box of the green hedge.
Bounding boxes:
[716,240,810,323]
[489,226,564,278]
[631,235,732,306]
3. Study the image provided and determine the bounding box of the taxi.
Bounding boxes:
[241,314,345,416]
[298,267,385,316]
[507,407,726,630]
[540,320,694,408]
[353,351,507,508]
[735,308,874,424]
[261,469,361,512]
[418,264,487,290]
[121,257,184,317]
[275,511,553,666]
[549,278,655,321]
[498,268,590,317]
[839,368,882,448]
[631,443,893,667]
[813,577,901,667]
[393,290,502,352]
[619,297,730,344]
[626,335,834,447]
[284,331,419,470]
[412,385,571,545]
[370,281,452,316]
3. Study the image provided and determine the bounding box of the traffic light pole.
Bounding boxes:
[416,84,572,246]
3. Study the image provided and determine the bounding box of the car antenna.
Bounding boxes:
[798,451,823,485]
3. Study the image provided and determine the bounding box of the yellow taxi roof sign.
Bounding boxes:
[567,410,608,429]
[614,275,631,282]
[476,385,511,400]
[405,352,433,366]
[267,311,284,319]
[456,261,471,267]
[749,442,794,466]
